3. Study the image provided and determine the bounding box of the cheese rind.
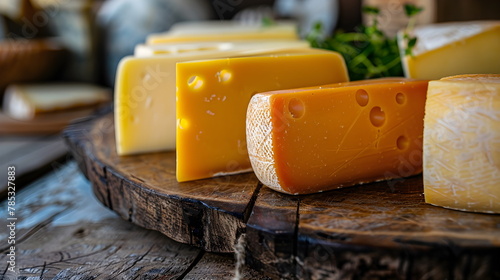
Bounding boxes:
[176,50,348,182]
[115,45,321,156]
[247,78,428,194]
[399,21,500,80]
[423,74,500,213]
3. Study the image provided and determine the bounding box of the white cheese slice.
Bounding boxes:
[398,21,500,80]
[3,83,111,120]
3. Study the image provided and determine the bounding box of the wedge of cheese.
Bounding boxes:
[176,50,348,182]
[147,20,299,44]
[247,78,428,195]
[423,74,500,213]
[115,45,322,156]
[3,83,110,120]
[399,21,500,80]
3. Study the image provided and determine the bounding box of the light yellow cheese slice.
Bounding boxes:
[176,50,348,182]
[115,45,321,156]
[146,20,299,44]
[399,21,500,80]
[423,74,500,213]
[134,41,310,57]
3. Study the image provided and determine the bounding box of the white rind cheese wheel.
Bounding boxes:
[423,74,500,213]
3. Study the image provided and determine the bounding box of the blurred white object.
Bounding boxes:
[3,83,111,120]
[274,0,338,38]
[0,0,22,19]
[233,5,275,25]
[362,0,436,37]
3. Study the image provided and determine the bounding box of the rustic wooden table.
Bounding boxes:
[0,135,269,279]
[3,116,499,280]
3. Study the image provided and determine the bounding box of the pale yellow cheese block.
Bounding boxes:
[115,45,323,156]
[399,21,500,80]
[147,20,299,44]
[176,50,348,182]
[423,74,500,213]
[134,41,310,57]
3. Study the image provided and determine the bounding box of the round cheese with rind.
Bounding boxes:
[423,74,500,213]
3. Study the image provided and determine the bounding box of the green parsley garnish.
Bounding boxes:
[307,4,423,81]
[403,4,423,56]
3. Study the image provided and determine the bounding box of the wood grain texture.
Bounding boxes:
[63,112,260,253]
[296,178,500,279]
[64,112,500,279]
[0,108,101,135]
[0,162,269,279]
[0,134,67,197]
[245,186,299,279]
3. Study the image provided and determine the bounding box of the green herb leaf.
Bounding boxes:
[307,4,425,80]
[362,6,380,15]
[405,37,418,56]
[261,17,275,27]
[404,4,423,17]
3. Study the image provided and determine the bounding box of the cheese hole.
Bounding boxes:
[288,98,305,119]
[188,76,203,90]
[396,92,406,104]
[178,118,189,130]
[217,69,232,82]
[356,89,369,107]
[370,106,385,127]
[397,135,409,150]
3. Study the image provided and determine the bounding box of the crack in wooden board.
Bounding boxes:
[245,186,300,279]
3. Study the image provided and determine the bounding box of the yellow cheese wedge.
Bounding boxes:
[3,83,110,120]
[247,78,428,195]
[399,21,500,80]
[176,50,348,182]
[147,20,299,44]
[423,74,500,213]
[115,45,323,156]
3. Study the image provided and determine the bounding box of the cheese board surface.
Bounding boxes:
[63,111,500,279]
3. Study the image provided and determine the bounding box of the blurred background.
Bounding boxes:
[1,0,499,89]
[0,0,499,137]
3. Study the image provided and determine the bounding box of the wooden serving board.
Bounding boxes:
[63,112,500,279]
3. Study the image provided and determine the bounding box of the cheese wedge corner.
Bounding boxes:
[176,50,349,182]
[115,44,325,156]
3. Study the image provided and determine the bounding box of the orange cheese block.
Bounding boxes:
[247,78,428,194]
[176,50,348,182]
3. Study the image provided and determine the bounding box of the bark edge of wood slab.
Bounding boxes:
[63,111,500,279]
